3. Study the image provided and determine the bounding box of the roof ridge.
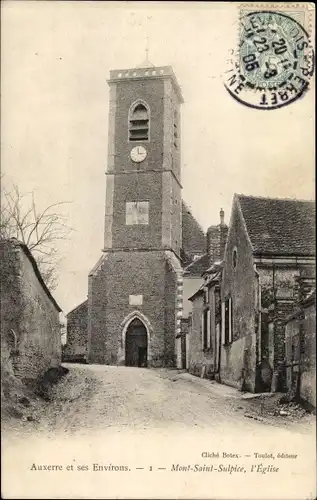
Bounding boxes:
[67,299,88,317]
[184,252,207,271]
[236,193,315,204]
[235,195,254,251]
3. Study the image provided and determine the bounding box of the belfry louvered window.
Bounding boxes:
[129,102,149,142]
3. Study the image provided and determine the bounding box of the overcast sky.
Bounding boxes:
[2,1,315,314]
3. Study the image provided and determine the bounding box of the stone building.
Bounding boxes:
[63,300,88,363]
[186,210,228,376]
[187,262,223,378]
[220,194,315,393]
[84,61,205,367]
[0,239,62,382]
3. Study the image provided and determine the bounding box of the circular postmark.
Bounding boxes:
[224,11,315,110]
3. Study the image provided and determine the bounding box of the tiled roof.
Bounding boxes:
[237,195,316,256]
[183,253,209,276]
[181,201,206,257]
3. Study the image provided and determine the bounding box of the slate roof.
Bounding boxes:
[183,253,209,276]
[237,195,316,257]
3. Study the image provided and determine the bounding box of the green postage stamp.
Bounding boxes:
[225,4,315,109]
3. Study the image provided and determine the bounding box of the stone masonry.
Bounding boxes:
[0,239,61,381]
[63,300,88,363]
[88,64,184,367]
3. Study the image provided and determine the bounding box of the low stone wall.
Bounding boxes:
[0,239,61,382]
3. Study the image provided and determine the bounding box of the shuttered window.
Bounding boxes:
[129,103,149,142]
[202,308,210,350]
[222,297,233,345]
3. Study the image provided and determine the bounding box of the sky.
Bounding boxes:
[1,1,315,314]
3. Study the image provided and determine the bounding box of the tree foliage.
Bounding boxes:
[1,183,72,291]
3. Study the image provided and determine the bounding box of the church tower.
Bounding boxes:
[87,62,184,367]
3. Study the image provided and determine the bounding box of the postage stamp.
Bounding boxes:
[224,4,315,109]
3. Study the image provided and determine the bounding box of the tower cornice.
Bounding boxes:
[107,65,184,104]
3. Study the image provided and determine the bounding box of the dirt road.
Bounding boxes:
[2,365,316,499]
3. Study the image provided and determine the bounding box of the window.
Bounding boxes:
[173,110,178,149]
[207,309,211,349]
[126,201,149,225]
[232,248,238,268]
[201,308,211,350]
[129,102,149,142]
[222,297,233,345]
[203,287,209,304]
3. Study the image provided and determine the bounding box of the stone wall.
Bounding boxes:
[285,296,316,407]
[63,300,88,362]
[164,258,178,367]
[188,293,214,378]
[300,300,316,407]
[0,239,61,382]
[221,199,257,391]
[258,265,311,391]
[88,250,178,367]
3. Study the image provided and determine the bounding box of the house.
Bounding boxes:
[186,209,228,376]
[284,289,316,408]
[0,238,62,382]
[63,300,88,363]
[176,253,209,370]
[188,261,223,378]
[220,194,315,393]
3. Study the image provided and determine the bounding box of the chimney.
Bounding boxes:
[206,225,219,267]
[220,208,225,226]
[219,208,228,260]
[206,209,228,267]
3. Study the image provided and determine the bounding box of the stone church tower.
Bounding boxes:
[87,62,184,367]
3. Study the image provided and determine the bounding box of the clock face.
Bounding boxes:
[130,146,147,163]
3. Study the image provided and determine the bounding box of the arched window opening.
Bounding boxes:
[129,102,149,142]
[232,248,238,269]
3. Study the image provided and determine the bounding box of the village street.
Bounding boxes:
[3,363,315,436]
[2,364,316,499]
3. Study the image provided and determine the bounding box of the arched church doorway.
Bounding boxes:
[125,318,148,367]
